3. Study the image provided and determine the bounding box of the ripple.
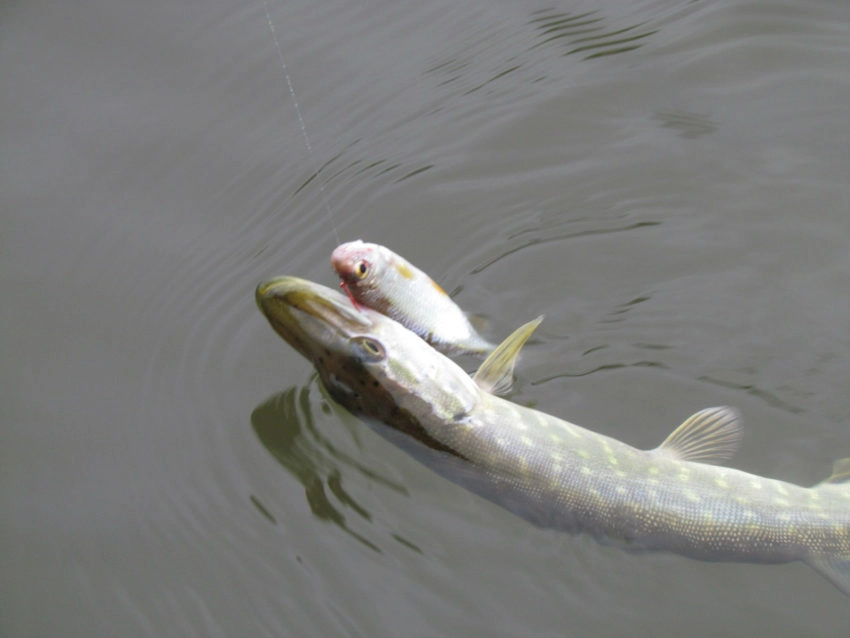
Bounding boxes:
[530,8,658,59]
[653,110,717,139]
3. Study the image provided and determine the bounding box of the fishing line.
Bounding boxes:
[262,0,340,244]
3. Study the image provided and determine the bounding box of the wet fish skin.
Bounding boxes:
[331,239,494,355]
[256,275,850,598]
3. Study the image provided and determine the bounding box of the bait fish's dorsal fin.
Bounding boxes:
[473,315,543,395]
[824,457,850,484]
[650,406,743,465]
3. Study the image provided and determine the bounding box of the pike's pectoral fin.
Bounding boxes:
[808,555,850,597]
[649,406,742,465]
[473,316,544,395]
[823,457,850,484]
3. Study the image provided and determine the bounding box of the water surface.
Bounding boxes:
[3,0,850,635]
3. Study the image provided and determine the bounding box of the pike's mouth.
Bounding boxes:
[256,276,373,359]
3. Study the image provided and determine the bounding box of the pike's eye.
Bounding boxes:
[352,336,386,362]
[355,260,369,279]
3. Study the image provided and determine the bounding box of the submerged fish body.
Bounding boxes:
[256,276,850,597]
[331,240,494,355]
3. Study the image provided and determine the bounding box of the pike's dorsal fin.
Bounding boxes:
[824,457,850,484]
[473,316,543,395]
[650,406,742,465]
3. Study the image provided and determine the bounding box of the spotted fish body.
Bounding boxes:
[256,276,850,597]
[446,401,850,567]
[331,240,494,356]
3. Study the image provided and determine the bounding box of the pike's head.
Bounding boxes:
[255,276,479,443]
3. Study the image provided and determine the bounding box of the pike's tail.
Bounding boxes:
[807,457,850,596]
[808,555,850,597]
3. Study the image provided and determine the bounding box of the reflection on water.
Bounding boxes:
[251,378,424,554]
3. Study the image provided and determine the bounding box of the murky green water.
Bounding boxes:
[3,0,850,635]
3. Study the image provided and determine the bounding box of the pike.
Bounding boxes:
[256,275,850,597]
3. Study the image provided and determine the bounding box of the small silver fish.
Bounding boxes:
[331,240,495,356]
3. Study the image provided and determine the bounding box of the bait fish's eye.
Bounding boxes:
[352,336,386,362]
[355,260,369,279]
